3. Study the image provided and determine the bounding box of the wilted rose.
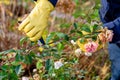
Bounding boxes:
[106,30,113,42]
[98,33,106,43]
[84,41,98,53]
[98,29,114,42]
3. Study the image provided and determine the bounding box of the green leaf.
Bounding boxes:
[24,54,33,64]
[0,49,16,55]
[45,59,52,71]
[76,30,83,37]
[46,32,56,44]
[73,11,86,18]
[57,43,64,51]
[1,65,9,71]
[29,51,36,58]
[15,53,23,62]
[70,30,76,34]
[40,52,51,57]
[91,9,99,20]
[74,0,79,4]
[60,23,71,28]
[64,34,69,41]
[52,53,61,59]
[80,38,85,43]
[93,24,101,32]
[15,65,22,75]
[73,23,78,29]
[36,60,43,69]
[20,37,28,46]
[8,73,18,80]
[71,37,78,41]
[0,72,7,80]
[29,41,36,46]
[84,35,91,38]
[81,25,91,33]
[56,32,65,39]
[0,75,7,80]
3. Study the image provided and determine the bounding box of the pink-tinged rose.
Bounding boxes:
[84,41,98,53]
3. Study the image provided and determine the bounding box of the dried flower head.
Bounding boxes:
[98,33,106,43]
[98,28,113,43]
[56,0,75,14]
[105,30,114,42]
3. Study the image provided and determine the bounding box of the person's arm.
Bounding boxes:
[103,17,120,30]
[18,0,58,41]
[49,0,58,7]
[99,0,120,43]
[100,17,120,43]
[34,0,58,7]
[99,0,120,32]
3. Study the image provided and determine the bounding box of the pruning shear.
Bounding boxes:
[38,37,45,45]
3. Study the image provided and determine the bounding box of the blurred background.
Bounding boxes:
[0,0,100,51]
[0,0,111,80]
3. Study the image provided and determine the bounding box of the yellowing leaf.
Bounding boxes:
[81,31,90,35]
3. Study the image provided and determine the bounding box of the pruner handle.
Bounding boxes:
[38,37,45,46]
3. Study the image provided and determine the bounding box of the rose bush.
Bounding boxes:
[75,24,113,56]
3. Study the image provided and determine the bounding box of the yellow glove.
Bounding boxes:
[18,0,54,41]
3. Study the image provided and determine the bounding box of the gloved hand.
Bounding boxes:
[18,0,54,41]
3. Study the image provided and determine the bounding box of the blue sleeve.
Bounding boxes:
[34,0,58,7]
[103,21,115,29]
[49,0,58,7]
[103,17,120,43]
[103,17,120,31]
[99,0,120,43]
